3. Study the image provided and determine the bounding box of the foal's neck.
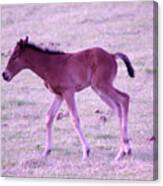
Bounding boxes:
[24,48,59,80]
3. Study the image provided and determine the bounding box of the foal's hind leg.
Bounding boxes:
[113,89,132,161]
[93,85,131,161]
[63,90,90,160]
[42,95,63,157]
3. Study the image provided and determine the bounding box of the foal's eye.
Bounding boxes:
[11,52,19,60]
[11,56,17,60]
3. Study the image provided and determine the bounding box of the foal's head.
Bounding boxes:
[2,37,29,82]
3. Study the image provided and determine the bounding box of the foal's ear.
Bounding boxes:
[18,38,25,49]
[25,36,29,44]
[19,39,24,45]
[18,36,29,49]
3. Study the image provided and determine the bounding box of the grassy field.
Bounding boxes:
[1,2,157,180]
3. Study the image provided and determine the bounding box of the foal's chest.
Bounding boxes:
[44,81,66,95]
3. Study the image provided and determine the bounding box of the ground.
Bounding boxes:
[1,1,157,180]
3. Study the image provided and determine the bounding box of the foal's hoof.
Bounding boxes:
[42,149,52,158]
[86,148,90,157]
[114,151,125,161]
[114,148,132,161]
[82,148,90,161]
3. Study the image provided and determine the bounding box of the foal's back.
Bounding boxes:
[45,47,117,94]
[60,47,116,90]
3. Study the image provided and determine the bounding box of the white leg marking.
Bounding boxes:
[64,91,90,160]
[114,93,131,161]
[93,87,131,161]
[42,95,63,157]
[72,117,90,160]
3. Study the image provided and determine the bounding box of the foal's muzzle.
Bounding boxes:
[2,72,10,82]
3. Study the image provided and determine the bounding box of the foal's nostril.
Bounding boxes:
[2,72,9,81]
[2,72,6,78]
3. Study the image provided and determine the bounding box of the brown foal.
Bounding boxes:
[2,37,135,161]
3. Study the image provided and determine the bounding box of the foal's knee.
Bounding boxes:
[71,117,80,129]
[45,114,54,127]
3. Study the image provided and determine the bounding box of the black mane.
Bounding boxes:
[25,42,65,55]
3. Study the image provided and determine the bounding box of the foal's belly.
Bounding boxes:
[44,65,92,94]
[71,67,93,92]
[44,79,90,95]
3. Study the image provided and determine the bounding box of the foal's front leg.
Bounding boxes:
[63,90,90,160]
[42,95,63,157]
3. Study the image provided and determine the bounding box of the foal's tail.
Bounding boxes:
[115,52,135,78]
